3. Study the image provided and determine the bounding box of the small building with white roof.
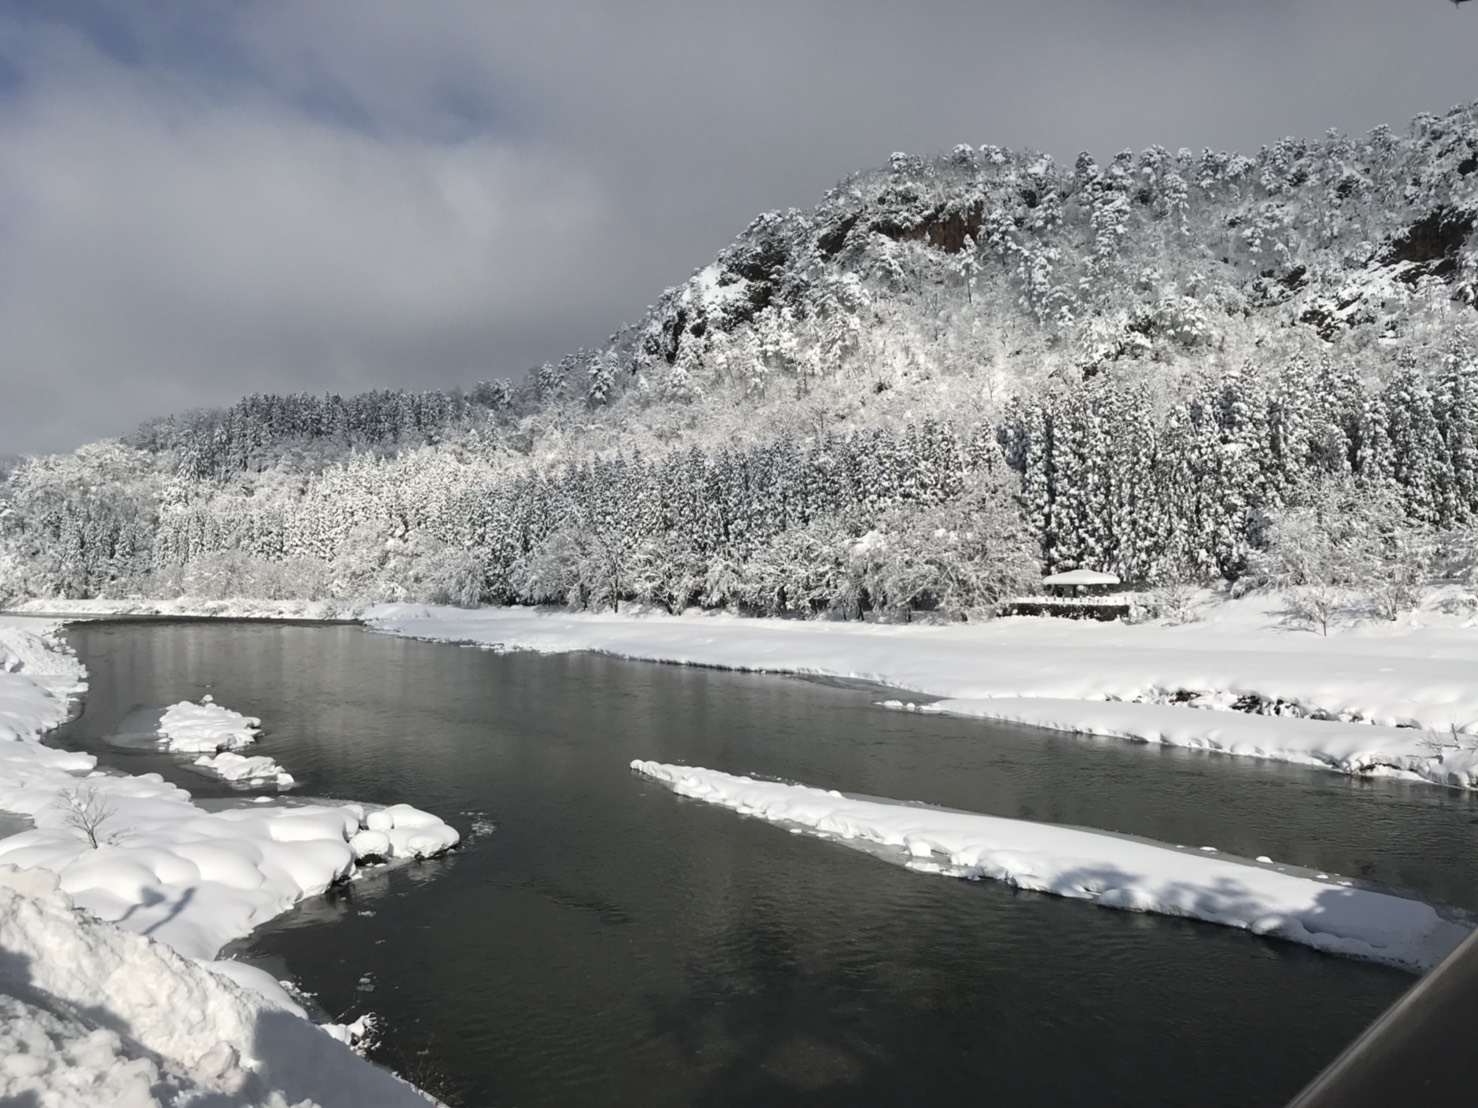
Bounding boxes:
[1041,568,1121,597]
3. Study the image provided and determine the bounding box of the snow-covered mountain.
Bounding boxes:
[2,102,1477,614]
[596,101,1476,414]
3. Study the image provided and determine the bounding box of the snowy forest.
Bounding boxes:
[3,102,1478,621]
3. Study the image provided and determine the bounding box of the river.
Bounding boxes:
[48,620,1478,1107]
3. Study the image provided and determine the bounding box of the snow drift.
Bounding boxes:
[0,864,431,1107]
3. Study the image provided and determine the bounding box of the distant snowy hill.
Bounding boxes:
[2,102,1477,614]
[595,102,1476,414]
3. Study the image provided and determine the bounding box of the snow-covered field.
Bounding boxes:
[0,616,457,1105]
[369,590,1478,790]
[633,761,1467,972]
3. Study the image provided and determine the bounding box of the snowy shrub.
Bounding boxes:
[265,557,334,602]
[626,534,706,614]
[1251,477,1432,622]
[330,523,395,599]
[849,471,1039,620]
[1284,583,1352,637]
[1436,589,1478,616]
[512,528,590,608]
[1433,527,1478,586]
[701,554,744,611]
[1145,580,1203,624]
[52,785,118,849]
[400,536,484,608]
[739,519,852,616]
[0,542,35,607]
[180,550,254,600]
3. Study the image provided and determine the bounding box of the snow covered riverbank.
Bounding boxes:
[368,593,1478,790]
[0,616,457,1105]
[632,761,1469,973]
[0,864,431,1107]
[8,597,370,621]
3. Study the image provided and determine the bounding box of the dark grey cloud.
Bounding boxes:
[1,0,1475,453]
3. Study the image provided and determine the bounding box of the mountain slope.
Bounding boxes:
[595,103,1476,415]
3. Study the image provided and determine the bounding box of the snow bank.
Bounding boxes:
[8,597,368,621]
[160,696,262,753]
[0,619,87,747]
[371,597,1478,789]
[0,789,458,961]
[158,697,303,789]
[900,697,1478,789]
[0,616,460,1103]
[0,617,458,960]
[632,760,1469,972]
[0,865,431,1107]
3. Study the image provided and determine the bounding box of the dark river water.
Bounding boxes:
[48,620,1478,1107]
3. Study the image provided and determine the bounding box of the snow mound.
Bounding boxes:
[361,804,461,860]
[10,597,368,622]
[0,619,87,687]
[0,865,431,1107]
[194,752,295,789]
[632,760,1468,973]
[0,620,88,752]
[349,830,392,862]
[159,697,262,753]
[160,698,298,789]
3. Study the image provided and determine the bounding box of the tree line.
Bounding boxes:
[4,357,1477,620]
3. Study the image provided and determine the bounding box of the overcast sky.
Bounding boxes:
[1,1,1476,454]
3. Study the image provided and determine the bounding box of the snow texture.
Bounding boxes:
[632,761,1468,973]
[371,595,1478,790]
[903,697,1478,789]
[1041,568,1120,585]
